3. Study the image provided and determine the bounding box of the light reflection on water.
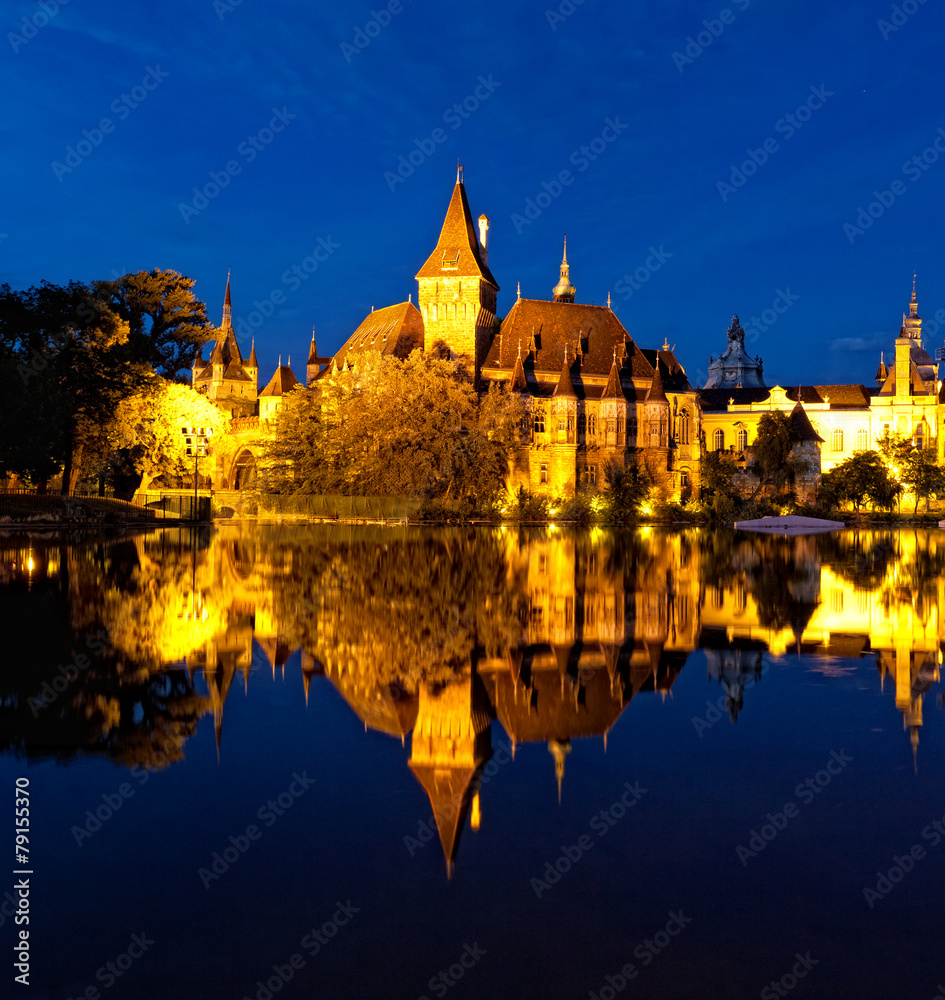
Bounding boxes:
[1,525,943,999]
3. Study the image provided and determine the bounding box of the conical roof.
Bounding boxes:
[415,179,498,287]
[644,363,667,403]
[553,349,577,398]
[788,402,823,442]
[259,365,300,397]
[602,358,623,399]
[510,352,528,391]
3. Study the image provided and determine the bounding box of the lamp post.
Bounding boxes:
[181,426,213,520]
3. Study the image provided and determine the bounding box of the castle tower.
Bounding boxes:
[600,354,628,457]
[552,236,576,303]
[643,363,671,484]
[415,169,499,376]
[246,339,258,387]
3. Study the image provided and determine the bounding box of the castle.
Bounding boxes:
[193,171,703,499]
[192,171,942,499]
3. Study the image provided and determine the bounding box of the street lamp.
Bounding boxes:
[181,426,213,520]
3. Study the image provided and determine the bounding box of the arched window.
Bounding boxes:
[534,410,545,434]
[679,410,691,445]
[713,429,725,451]
[832,429,844,452]
[736,428,748,451]
[916,422,926,450]
[588,414,597,436]
[856,429,868,451]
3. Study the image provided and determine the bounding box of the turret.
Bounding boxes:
[552,236,576,303]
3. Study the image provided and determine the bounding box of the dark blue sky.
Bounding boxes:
[4,0,944,386]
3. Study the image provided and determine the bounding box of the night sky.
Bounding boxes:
[4,0,945,387]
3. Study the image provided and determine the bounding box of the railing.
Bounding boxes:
[0,489,212,523]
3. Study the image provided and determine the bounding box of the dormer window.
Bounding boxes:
[441,250,460,270]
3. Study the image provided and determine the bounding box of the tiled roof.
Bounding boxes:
[333,301,424,366]
[482,299,653,379]
[786,385,872,407]
[698,387,773,410]
[644,364,667,403]
[789,402,823,443]
[259,365,300,397]
[415,182,498,288]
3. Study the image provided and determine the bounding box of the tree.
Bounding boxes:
[0,281,151,493]
[109,379,231,493]
[602,456,650,519]
[700,450,738,520]
[900,448,945,514]
[819,451,901,513]
[749,411,799,497]
[262,350,525,502]
[96,270,216,381]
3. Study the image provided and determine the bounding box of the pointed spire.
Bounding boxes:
[607,290,612,308]
[308,329,318,364]
[510,351,528,392]
[554,346,577,398]
[912,271,917,303]
[602,356,623,399]
[222,270,232,328]
[552,235,576,303]
[457,160,463,184]
[645,362,667,403]
[517,280,521,300]
[248,338,258,368]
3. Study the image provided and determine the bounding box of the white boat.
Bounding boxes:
[734,514,845,536]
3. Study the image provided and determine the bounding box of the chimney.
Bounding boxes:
[478,214,489,265]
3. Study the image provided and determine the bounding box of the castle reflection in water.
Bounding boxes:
[2,525,942,867]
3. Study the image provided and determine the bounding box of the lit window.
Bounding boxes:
[714,429,725,451]
[679,410,691,445]
[832,429,844,452]
[856,429,868,451]
[916,423,925,450]
[737,428,748,451]
[534,411,546,434]
[588,415,597,436]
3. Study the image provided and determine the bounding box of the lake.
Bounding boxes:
[1,524,943,1000]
